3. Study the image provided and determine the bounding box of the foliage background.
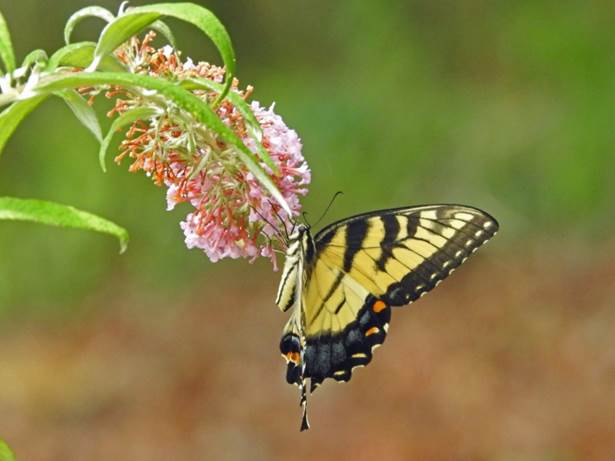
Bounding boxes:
[0,1,613,460]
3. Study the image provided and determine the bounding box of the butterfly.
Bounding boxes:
[275,204,498,431]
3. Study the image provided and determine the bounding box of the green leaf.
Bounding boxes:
[47,42,125,72]
[94,3,235,102]
[0,197,129,253]
[0,10,16,74]
[181,77,277,173]
[182,77,260,132]
[21,49,48,70]
[64,6,115,45]
[0,96,47,157]
[56,89,103,142]
[0,439,16,461]
[90,11,161,70]
[35,72,291,214]
[0,440,16,461]
[99,106,159,172]
[149,20,177,48]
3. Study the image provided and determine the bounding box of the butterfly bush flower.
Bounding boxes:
[98,33,310,267]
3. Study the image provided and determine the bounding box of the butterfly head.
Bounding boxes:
[288,222,310,242]
[282,223,315,266]
[296,223,310,234]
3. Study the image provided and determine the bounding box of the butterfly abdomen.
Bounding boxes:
[275,240,301,312]
[275,226,316,312]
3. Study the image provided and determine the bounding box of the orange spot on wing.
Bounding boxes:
[372,300,387,313]
[365,326,380,337]
[286,352,301,363]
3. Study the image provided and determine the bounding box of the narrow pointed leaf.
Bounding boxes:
[0,10,16,74]
[48,42,125,72]
[130,3,236,104]
[90,11,161,70]
[0,197,129,253]
[99,106,159,172]
[181,77,260,132]
[94,3,235,101]
[0,440,16,461]
[21,49,48,70]
[64,6,115,44]
[0,96,47,156]
[35,72,291,214]
[57,89,103,142]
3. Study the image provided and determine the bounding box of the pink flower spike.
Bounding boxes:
[103,35,311,268]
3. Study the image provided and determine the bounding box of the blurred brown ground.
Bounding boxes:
[1,245,614,461]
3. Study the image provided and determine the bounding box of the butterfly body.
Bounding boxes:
[277,204,499,431]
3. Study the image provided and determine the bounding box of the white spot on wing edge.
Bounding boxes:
[454,212,475,221]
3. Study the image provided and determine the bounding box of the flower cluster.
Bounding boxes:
[102,33,310,267]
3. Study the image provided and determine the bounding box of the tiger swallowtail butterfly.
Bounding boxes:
[275,204,498,431]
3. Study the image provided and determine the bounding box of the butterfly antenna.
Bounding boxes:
[301,211,311,228]
[269,201,293,240]
[312,191,343,228]
[250,206,288,246]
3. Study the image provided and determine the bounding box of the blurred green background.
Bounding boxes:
[0,1,613,460]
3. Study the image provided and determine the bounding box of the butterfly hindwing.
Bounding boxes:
[281,204,498,390]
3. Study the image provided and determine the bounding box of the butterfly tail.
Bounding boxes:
[299,377,310,431]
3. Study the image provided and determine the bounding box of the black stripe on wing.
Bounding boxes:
[375,214,400,270]
[343,219,369,271]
